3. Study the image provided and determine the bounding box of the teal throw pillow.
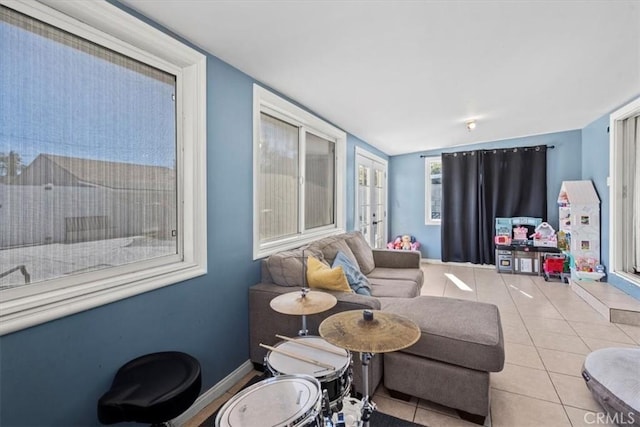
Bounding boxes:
[332,251,372,296]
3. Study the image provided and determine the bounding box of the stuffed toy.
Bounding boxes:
[387,236,402,250]
[401,235,412,250]
[387,235,421,251]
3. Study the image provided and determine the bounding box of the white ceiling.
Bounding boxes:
[120,0,640,156]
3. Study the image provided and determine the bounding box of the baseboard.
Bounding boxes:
[422,259,495,270]
[170,359,254,426]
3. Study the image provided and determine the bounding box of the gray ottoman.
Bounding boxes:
[380,296,505,425]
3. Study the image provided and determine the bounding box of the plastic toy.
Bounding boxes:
[387,235,420,251]
[513,226,528,241]
[494,235,511,245]
[542,253,569,283]
[531,222,557,248]
[495,217,542,247]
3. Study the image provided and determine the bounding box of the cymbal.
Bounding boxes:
[270,290,337,316]
[319,310,420,354]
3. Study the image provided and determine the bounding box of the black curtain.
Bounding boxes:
[442,145,547,264]
[441,151,482,263]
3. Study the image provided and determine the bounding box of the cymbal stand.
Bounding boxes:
[360,352,375,427]
[298,287,310,336]
[298,251,310,336]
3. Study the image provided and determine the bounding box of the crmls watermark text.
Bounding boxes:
[584,412,636,425]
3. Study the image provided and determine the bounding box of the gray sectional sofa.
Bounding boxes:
[248,231,504,424]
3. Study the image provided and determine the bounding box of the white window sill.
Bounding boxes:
[254,228,345,260]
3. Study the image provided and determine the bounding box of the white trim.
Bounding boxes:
[170,360,254,427]
[355,146,386,166]
[0,0,208,335]
[424,156,442,225]
[252,84,346,259]
[354,147,388,248]
[609,96,640,289]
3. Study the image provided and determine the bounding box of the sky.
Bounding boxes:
[0,16,176,169]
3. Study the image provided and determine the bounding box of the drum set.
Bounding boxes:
[216,288,420,427]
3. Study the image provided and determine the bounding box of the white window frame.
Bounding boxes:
[0,0,207,335]
[424,156,442,225]
[253,84,346,259]
[609,96,640,288]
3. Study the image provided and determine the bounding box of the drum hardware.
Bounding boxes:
[321,389,333,427]
[319,309,420,427]
[270,288,337,336]
[299,288,309,336]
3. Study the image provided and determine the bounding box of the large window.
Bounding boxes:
[0,1,207,335]
[424,156,442,224]
[253,85,346,259]
[610,97,640,287]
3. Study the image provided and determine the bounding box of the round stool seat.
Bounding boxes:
[98,351,201,425]
[582,347,640,425]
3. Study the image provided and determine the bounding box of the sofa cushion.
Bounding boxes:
[308,236,358,266]
[367,267,424,288]
[380,296,504,372]
[306,256,352,293]
[266,247,323,287]
[369,278,421,298]
[344,231,376,275]
[332,251,372,296]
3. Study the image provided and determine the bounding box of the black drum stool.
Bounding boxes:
[98,351,201,426]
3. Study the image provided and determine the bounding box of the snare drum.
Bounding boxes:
[265,336,351,410]
[215,374,321,427]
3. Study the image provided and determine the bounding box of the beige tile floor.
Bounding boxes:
[186,264,640,427]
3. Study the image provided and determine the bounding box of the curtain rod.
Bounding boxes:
[419,145,555,158]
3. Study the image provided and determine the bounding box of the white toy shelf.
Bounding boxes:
[557,180,604,280]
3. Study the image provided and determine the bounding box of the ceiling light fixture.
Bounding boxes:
[466,120,477,131]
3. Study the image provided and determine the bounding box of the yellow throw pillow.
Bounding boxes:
[306,256,352,293]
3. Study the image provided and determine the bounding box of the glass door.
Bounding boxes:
[355,148,387,249]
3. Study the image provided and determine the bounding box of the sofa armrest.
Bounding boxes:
[372,249,421,269]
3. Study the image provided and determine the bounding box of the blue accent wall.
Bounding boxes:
[582,113,640,299]
[581,115,611,272]
[0,6,385,427]
[389,130,582,261]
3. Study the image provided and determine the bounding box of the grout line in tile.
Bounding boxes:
[489,386,563,406]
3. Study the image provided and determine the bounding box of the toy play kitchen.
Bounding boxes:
[494,217,561,276]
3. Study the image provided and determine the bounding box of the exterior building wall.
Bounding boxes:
[0,184,176,247]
